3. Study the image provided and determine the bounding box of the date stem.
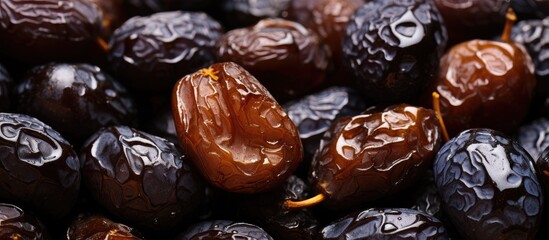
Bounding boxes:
[432,92,449,142]
[501,8,516,42]
[283,193,325,209]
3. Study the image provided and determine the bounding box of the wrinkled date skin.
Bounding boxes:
[81,126,205,230]
[434,129,543,240]
[172,62,303,193]
[66,215,144,240]
[217,19,330,102]
[536,147,549,203]
[309,104,441,209]
[0,203,49,240]
[0,64,12,112]
[513,18,549,100]
[222,0,291,29]
[16,63,137,143]
[434,0,510,45]
[176,220,274,240]
[517,118,549,160]
[109,11,224,94]
[320,208,449,240]
[0,113,80,219]
[343,0,447,103]
[284,86,368,159]
[0,0,105,65]
[424,40,536,137]
[234,176,319,240]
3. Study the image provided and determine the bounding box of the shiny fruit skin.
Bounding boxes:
[434,128,543,240]
[172,62,303,193]
[309,104,441,209]
[426,40,536,137]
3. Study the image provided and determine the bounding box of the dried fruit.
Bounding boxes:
[81,126,205,229]
[434,128,543,240]
[172,62,303,193]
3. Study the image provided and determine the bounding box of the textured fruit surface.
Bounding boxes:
[320,208,449,239]
[66,215,143,240]
[309,104,441,209]
[16,63,136,143]
[176,220,274,240]
[343,0,447,103]
[0,113,80,219]
[434,129,542,240]
[172,62,303,193]
[0,203,48,240]
[217,18,330,102]
[0,0,104,64]
[517,118,549,160]
[109,11,223,94]
[426,40,536,137]
[513,18,549,99]
[81,126,205,229]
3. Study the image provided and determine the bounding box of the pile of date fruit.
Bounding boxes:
[5,0,549,239]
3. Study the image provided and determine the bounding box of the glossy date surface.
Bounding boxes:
[343,0,447,103]
[109,11,223,94]
[217,19,330,102]
[320,208,449,240]
[427,40,536,136]
[0,113,80,219]
[309,104,441,209]
[172,62,303,193]
[81,126,205,229]
[434,129,542,240]
[0,203,48,240]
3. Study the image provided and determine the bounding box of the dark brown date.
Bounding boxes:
[176,220,274,240]
[172,62,303,193]
[0,0,106,65]
[424,39,536,137]
[0,113,80,219]
[320,208,449,239]
[282,0,323,25]
[216,18,330,102]
[343,0,447,103]
[0,203,49,240]
[16,63,137,144]
[66,215,144,240]
[109,11,223,94]
[81,126,205,230]
[309,104,441,209]
[434,129,543,240]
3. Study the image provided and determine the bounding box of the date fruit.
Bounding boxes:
[172,62,303,193]
[216,19,330,102]
[176,220,274,240]
[309,104,441,209]
[0,203,48,240]
[0,0,106,65]
[16,63,137,143]
[66,215,143,240]
[81,126,205,229]
[320,208,449,239]
[109,11,224,94]
[434,128,543,240]
[343,0,447,103]
[0,113,80,219]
